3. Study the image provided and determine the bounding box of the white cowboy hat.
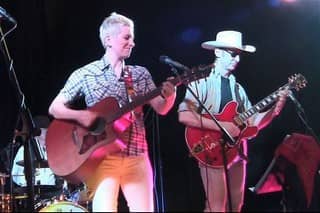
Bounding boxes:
[201,30,256,53]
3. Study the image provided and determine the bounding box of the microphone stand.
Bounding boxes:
[0,21,37,212]
[169,65,234,211]
[289,93,320,144]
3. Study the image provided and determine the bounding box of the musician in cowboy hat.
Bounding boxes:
[178,30,288,212]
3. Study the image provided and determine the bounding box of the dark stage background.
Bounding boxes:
[0,0,319,211]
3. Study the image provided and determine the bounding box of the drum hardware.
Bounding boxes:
[0,193,11,213]
[12,170,40,176]
[35,192,89,212]
[13,193,28,199]
[78,188,91,204]
[3,138,89,212]
[12,193,30,212]
[0,193,29,213]
[0,173,10,213]
[34,196,59,211]
[65,184,92,211]
[16,160,49,168]
[11,143,63,203]
[18,187,65,211]
[0,172,9,188]
[64,182,91,202]
[38,201,88,212]
[0,173,9,178]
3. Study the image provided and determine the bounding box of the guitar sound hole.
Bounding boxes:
[79,132,106,154]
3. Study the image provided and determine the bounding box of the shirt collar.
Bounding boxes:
[211,68,236,82]
[101,55,111,72]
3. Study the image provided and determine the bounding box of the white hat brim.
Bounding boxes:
[201,41,256,53]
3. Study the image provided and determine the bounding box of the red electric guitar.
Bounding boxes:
[185,73,307,168]
[46,64,212,183]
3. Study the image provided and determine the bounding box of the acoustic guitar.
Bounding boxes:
[46,64,212,183]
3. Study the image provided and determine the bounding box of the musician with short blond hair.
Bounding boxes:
[48,12,176,212]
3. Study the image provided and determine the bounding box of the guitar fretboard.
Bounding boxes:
[236,84,290,123]
[106,65,212,123]
[237,92,279,122]
[234,73,307,125]
[109,87,163,122]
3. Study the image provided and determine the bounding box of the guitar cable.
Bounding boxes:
[198,115,213,211]
[153,110,165,212]
[142,105,165,212]
[196,83,213,212]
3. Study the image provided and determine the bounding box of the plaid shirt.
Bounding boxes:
[59,56,156,156]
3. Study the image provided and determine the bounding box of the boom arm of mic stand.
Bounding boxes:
[169,65,234,211]
[292,102,320,144]
[0,22,36,212]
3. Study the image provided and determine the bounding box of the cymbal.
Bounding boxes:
[16,160,49,168]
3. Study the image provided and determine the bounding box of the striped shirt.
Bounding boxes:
[59,56,156,156]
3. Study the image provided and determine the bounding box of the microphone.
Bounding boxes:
[0,6,16,24]
[288,90,305,114]
[159,55,190,71]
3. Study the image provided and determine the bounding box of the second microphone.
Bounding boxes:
[159,55,190,71]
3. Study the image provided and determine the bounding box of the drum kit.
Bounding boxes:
[0,141,92,212]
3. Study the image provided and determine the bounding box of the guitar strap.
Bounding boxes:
[122,65,135,155]
[122,66,136,101]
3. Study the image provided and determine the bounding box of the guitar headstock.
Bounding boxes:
[179,64,213,85]
[288,73,307,91]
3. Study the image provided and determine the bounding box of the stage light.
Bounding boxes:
[282,0,297,2]
[269,0,297,7]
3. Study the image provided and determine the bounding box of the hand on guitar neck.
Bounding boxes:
[272,88,289,116]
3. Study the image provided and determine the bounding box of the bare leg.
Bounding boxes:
[92,178,120,212]
[227,160,246,212]
[121,155,154,212]
[200,164,227,212]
